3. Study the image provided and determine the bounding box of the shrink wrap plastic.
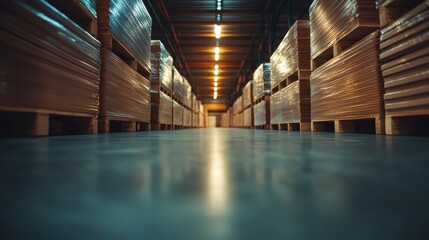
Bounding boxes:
[234,96,243,114]
[254,101,266,126]
[173,100,184,126]
[270,91,283,124]
[243,81,253,108]
[183,78,192,108]
[244,107,252,127]
[173,67,185,102]
[310,0,379,59]
[0,0,100,115]
[109,0,152,71]
[102,50,150,121]
[81,0,96,17]
[253,63,271,100]
[183,109,192,127]
[311,32,383,121]
[151,40,173,93]
[380,1,429,115]
[271,20,310,88]
[271,81,311,124]
[153,91,172,125]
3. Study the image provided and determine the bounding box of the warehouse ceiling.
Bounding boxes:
[143,0,313,107]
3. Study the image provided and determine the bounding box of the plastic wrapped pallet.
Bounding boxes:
[0,0,100,115]
[183,78,192,108]
[282,80,311,123]
[243,108,252,127]
[101,50,151,121]
[183,109,192,127]
[253,63,272,100]
[377,0,424,27]
[271,20,310,88]
[99,0,152,71]
[151,91,172,125]
[310,0,379,60]
[199,104,205,128]
[151,40,173,93]
[243,81,253,109]
[173,100,183,126]
[173,67,185,103]
[380,1,429,116]
[254,101,266,126]
[311,31,383,121]
[270,91,283,124]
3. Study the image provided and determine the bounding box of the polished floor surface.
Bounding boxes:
[1,128,429,239]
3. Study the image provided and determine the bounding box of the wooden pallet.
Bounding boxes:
[98,116,150,134]
[311,25,379,71]
[378,0,424,27]
[173,125,183,130]
[254,124,271,130]
[271,122,311,132]
[0,107,97,137]
[47,0,97,37]
[312,116,385,135]
[98,34,150,79]
[151,123,173,131]
[271,69,311,94]
[385,114,429,136]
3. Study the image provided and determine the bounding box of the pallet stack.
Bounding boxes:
[270,20,311,131]
[379,0,429,135]
[97,0,152,133]
[253,63,272,129]
[172,67,184,130]
[151,40,173,130]
[310,0,384,134]
[232,96,244,127]
[0,0,100,137]
[242,81,254,128]
[183,78,192,128]
[192,98,200,128]
[220,111,230,127]
[199,104,206,128]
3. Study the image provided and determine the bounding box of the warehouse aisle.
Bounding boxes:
[1,129,429,239]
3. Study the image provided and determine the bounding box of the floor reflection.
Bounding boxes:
[207,130,229,214]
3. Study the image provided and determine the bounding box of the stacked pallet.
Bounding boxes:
[233,96,244,127]
[310,0,384,134]
[199,104,206,128]
[183,78,192,128]
[192,98,200,128]
[0,0,100,136]
[173,100,184,129]
[310,0,380,69]
[270,20,311,131]
[220,111,230,127]
[151,40,173,130]
[97,0,152,133]
[253,63,272,129]
[242,81,254,128]
[172,67,183,129]
[379,0,429,135]
[46,0,97,37]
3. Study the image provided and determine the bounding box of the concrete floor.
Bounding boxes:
[1,128,429,240]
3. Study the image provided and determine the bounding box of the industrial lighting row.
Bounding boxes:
[213,0,222,99]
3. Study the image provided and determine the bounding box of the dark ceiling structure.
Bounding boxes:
[143,0,313,106]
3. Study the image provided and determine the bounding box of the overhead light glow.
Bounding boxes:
[214,87,218,91]
[214,24,221,39]
[214,64,219,70]
[214,95,218,100]
[214,82,218,87]
[214,69,219,75]
[214,76,218,81]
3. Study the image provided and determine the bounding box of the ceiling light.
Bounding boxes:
[214,24,221,39]
[214,69,218,75]
[214,64,219,70]
[214,87,218,91]
[214,76,218,81]
[213,95,217,100]
[214,82,218,87]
